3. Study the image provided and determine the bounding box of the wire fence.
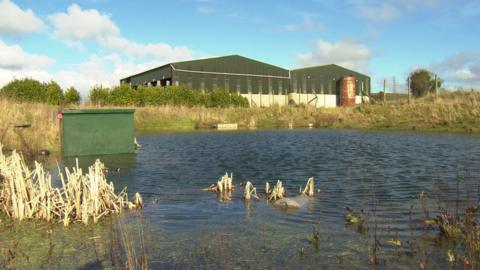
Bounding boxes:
[369,77,479,104]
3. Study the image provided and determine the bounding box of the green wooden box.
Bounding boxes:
[61,109,135,156]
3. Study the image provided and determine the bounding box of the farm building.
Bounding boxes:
[120,55,370,108]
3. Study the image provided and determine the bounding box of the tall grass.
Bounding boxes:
[0,97,59,155]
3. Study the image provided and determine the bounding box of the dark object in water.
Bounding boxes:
[39,149,50,156]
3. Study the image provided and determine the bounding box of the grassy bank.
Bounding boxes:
[136,91,480,133]
[1,91,479,153]
[0,98,59,155]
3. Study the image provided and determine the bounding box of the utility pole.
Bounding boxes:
[393,77,397,94]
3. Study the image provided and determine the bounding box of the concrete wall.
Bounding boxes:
[241,93,368,108]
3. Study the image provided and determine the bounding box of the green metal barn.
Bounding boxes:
[120,55,291,94]
[290,64,370,96]
[120,55,371,107]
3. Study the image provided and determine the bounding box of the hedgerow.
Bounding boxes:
[89,84,249,108]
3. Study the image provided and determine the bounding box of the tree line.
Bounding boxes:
[0,78,249,107]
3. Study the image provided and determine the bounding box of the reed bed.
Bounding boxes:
[0,144,142,226]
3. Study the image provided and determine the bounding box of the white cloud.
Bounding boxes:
[0,39,54,70]
[0,0,45,35]
[0,41,168,98]
[48,4,193,61]
[48,3,119,47]
[430,51,480,88]
[281,14,324,32]
[359,4,399,22]
[296,39,373,71]
[98,35,192,62]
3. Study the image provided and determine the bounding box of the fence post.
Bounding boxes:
[383,79,386,105]
[407,77,411,104]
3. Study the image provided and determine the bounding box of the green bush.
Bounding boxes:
[409,69,443,97]
[64,87,81,104]
[0,78,68,105]
[109,84,141,106]
[89,85,110,105]
[88,84,249,108]
[45,81,64,105]
[1,78,47,103]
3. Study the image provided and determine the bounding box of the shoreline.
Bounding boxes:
[1,91,479,154]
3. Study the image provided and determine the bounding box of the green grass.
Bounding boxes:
[136,116,197,131]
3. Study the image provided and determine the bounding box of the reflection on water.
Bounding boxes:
[3,129,480,269]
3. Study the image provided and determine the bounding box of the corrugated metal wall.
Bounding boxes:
[120,56,371,96]
[171,55,290,94]
[290,65,370,95]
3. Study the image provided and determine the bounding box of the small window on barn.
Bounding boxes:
[224,78,229,92]
[236,79,241,94]
[212,77,218,89]
[200,78,205,92]
[268,78,272,95]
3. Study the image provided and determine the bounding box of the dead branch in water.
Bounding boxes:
[266,180,285,201]
[244,181,259,200]
[202,173,234,193]
[0,144,142,226]
[300,177,315,197]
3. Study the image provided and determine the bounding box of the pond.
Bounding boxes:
[2,129,480,269]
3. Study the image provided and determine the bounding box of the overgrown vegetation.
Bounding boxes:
[408,69,443,97]
[0,78,80,105]
[89,84,250,108]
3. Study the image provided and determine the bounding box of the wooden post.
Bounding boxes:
[407,77,411,104]
[361,81,364,104]
[383,79,386,105]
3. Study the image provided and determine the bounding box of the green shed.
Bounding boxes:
[61,109,135,156]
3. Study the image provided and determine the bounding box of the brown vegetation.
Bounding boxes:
[0,145,142,226]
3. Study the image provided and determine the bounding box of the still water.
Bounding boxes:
[3,129,480,269]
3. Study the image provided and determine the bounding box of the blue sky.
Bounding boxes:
[0,0,479,96]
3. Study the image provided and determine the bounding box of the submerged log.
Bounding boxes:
[273,195,308,209]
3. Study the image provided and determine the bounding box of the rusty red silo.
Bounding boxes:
[340,76,356,106]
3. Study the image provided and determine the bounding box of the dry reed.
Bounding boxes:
[0,144,142,226]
